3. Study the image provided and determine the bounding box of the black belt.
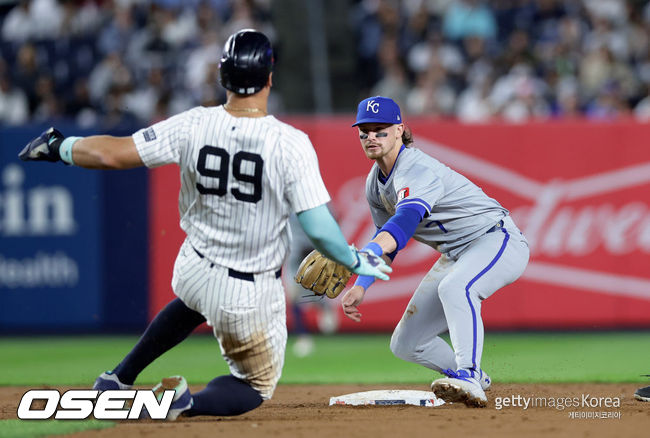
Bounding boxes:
[486,220,504,234]
[193,248,281,282]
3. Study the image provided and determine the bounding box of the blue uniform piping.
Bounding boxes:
[464,227,509,369]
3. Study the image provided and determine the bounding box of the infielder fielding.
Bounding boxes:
[341,96,530,407]
[18,30,390,420]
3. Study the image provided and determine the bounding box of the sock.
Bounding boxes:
[113,298,206,385]
[186,375,263,416]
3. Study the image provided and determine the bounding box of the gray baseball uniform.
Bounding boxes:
[366,145,529,374]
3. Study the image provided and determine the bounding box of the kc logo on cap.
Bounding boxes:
[366,99,380,113]
[353,96,402,127]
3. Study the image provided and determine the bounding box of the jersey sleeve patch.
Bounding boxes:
[143,127,157,142]
[397,187,409,201]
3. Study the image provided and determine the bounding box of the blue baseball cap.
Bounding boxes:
[352,96,402,127]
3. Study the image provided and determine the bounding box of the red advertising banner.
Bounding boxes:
[149,119,650,331]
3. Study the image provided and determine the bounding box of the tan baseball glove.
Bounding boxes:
[294,249,352,298]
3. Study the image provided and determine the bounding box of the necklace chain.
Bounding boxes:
[224,104,267,115]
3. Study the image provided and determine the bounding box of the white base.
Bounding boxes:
[329,390,445,407]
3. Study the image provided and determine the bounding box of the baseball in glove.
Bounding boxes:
[294,249,352,299]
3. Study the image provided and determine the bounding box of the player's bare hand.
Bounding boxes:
[342,286,366,322]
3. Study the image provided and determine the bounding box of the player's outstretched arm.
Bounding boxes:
[340,238,397,322]
[296,205,391,280]
[19,127,143,169]
[345,203,423,295]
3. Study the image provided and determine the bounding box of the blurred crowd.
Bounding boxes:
[0,0,273,128]
[353,0,650,122]
[2,0,650,126]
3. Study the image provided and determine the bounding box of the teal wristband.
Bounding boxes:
[60,136,82,165]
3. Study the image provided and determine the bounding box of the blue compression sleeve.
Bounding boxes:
[379,204,425,251]
[297,205,356,267]
[372,227,397,261]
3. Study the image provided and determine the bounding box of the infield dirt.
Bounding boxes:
[1,383,647,438]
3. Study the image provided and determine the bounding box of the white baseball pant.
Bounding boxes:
[171,238,287,399]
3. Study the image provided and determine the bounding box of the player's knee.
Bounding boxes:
[389,332,402,358]
[437,278,463,304]
[188,374,264,417]
[389,330,414,361]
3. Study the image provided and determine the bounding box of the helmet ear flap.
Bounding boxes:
[219,30,274,95]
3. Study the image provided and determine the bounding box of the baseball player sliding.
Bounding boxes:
[18,30,390,420]
[340,96,530,407]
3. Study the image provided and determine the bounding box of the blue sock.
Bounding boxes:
[113,298,205,385]
[186,375,263,416]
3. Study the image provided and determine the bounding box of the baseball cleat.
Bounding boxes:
[93,371,132,391]
[149,375,193,420]
[475,368,491,391]
[441,368,491,391]
[432,369,487,408]
[635,385,650,402]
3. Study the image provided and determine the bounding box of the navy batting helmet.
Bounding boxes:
[219,29,274,95]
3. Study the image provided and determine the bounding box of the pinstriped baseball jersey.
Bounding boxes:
[133,105,331,272]
[365,146,508,259]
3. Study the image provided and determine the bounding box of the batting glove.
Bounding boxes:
[348,246,392,281]
[18,127,65,163]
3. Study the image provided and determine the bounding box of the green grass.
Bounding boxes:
[0,419,113,438]
[0,336,227,387]
[1,332,649,386]
[482,332,650,383]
